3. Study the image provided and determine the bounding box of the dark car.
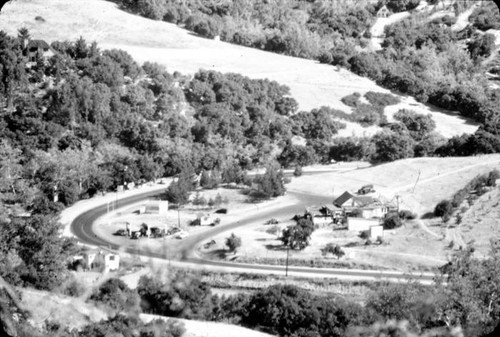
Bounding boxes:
[358,184,375,195]
[113,229,128,236]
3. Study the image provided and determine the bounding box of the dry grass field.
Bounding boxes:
[288,154,500,215]
[0,0,479,138]
[454,186,500,256]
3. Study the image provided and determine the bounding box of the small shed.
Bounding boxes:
[75,249,120,273]
[369,225,384,240]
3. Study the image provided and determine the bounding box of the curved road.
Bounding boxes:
[70,188,437,283]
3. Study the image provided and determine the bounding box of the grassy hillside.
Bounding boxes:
[0,0,479,138]
[288,154,500,214]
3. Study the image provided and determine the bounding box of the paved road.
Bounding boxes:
[70,189,437,283]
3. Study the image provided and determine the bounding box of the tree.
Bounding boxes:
[254,163,286,199]
[371,131,414,163]
[434,200,453,219]
[383,214,403,230]
[281,218,314,250]
[467,33,496,60]
[225,233,242,253]
[164,173,193,205]
[393,110,436,141]
[436,244,500,336]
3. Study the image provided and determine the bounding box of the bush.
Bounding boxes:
[434,200,453,218]
[88,278,140,313]
[364,91,400,107]
[383,215,402,230]
[341,92,361,107]
[321,243,346,259]
[225,233,242,253]
[62,278,86,297]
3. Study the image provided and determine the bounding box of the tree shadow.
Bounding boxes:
[202,249,227,259]
[265,244,288,251]
[420,212,435,219]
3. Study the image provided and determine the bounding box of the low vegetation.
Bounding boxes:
[434,169,500,220]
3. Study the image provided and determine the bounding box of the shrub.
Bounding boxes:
[364,91,400,107]
[341,92,361,107]
[399,210,416,220]
[293,166,303,177]
[62,278,86,297]
[321,243,346,259]
[88,278,140,313]
[487,169,500,187]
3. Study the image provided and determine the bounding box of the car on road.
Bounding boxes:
[113,229,128,236]
[266,218,279,225]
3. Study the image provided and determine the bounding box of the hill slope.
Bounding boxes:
[0,0,478,138]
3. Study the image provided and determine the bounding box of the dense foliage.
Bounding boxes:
[112,0,500,158]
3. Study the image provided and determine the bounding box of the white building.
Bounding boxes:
[347,217,381,232]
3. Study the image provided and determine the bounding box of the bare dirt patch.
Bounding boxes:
[0,0,479,138]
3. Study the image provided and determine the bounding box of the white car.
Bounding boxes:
[174,231,188,239]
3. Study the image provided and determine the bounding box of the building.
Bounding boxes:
[73,248,120,273]
[347,217,381,232]
[334,191,389,219]
[24,39,55,68]
[377,5,391,18]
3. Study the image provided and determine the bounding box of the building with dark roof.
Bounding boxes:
[24,39,55,67]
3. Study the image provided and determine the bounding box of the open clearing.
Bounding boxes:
[200,155,500,271]
[0,0,479,138]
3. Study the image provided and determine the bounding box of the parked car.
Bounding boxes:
[174,231,188,239]
[113,229,128,236]
[167,227,181,236]
[215,208,228,214]
[150,227,165,238]
[203,240,216,249]
[358,184,375,195]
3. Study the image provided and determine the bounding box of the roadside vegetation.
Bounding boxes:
[18,244,500,337]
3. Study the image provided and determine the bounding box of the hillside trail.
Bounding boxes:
[415,219,442,239]
[391,157,500,195]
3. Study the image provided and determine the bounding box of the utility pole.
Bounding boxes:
[396,195,400,214]
[412,170,421,193]
[285,245,290,277]
[177,205,181,228]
